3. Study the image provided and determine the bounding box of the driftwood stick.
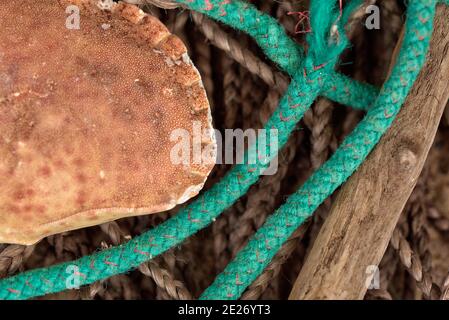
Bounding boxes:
[289,5,449,300]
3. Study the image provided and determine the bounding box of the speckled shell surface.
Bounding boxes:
[0,0,216,244]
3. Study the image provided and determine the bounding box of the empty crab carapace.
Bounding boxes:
[0,0,216,244]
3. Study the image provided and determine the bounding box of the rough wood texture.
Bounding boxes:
[289,5,449,300]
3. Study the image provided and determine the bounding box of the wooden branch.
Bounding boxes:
[289,5,449,300]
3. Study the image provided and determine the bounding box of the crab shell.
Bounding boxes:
[0,0,216,244]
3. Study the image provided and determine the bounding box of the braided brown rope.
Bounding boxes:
[441,272,449,300]
[138,261,192,300]
[390,227,439,299]
[275,0,297,37]
[80,281,105,300]
[224,74,273,257]
[238,90,302,299]
[222,56,242,129]
[258,0,276,14]
[240,67,266,129]
[238,62,304,298]
[303,99,335,170]
[137,0,179,9]
[428,207,449,233]
[0,245,35,278]
[212,212,231,273]
[379,0,403,44]
[409,175,437,299]
[365,288,393,300]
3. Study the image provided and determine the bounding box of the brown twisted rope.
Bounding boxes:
[212,212,231,273]
[427,207,449,233]
[226,73,272,253]
[240,66,266,129]
[390,228,439,299]
[303,98,335,170]
[237,37,305,295]
[386,165,443,300]
[0,244,35,278]
[340,0,379,139]
[275,0,297,37]
[138,261,192,300]
[441,272,449,300]
[80,281,105,300]
[409,179,437,299]
[222,56,242,129]
[365,289,393,300]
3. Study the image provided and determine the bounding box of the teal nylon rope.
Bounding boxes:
[323,72,377,111]
[0,0,443,300]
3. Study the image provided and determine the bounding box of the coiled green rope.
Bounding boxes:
[0,0,443,300]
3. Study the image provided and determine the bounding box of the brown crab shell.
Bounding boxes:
[0,0,216,244]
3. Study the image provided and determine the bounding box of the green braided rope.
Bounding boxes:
[323,71,378,110]
[0,0,440,299]
[200,0,437,299]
